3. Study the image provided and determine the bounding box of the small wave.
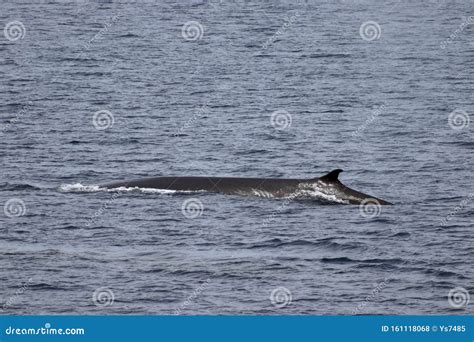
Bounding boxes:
[423,268,466,278]
[0,183,41,191]
[305,53,351,59]
[321,257,354,264]
[118,33,140,38]
[234,149,268,156]
[391,231,411,237]
[28,283,66,291]
[321,257,404,264]
[248,238,364,251]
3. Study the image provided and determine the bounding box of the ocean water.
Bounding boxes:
[1,0,472,315]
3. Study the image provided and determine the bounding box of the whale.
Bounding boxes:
[100,169,392,205]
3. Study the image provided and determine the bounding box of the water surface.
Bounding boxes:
[0,0,472,314]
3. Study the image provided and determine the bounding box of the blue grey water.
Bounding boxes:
[0,0,472,315]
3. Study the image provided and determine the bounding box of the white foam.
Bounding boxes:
[58,183,201,194]
[295,183,350,204]
[294,189,349,204]
[108,186,179,194]
[58,183,102,193]
[250,189,275,198]
[236,187,348,204]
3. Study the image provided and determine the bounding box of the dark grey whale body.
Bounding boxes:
[101,169,392,205]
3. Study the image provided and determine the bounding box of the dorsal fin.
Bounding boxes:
[319,169,343,182]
